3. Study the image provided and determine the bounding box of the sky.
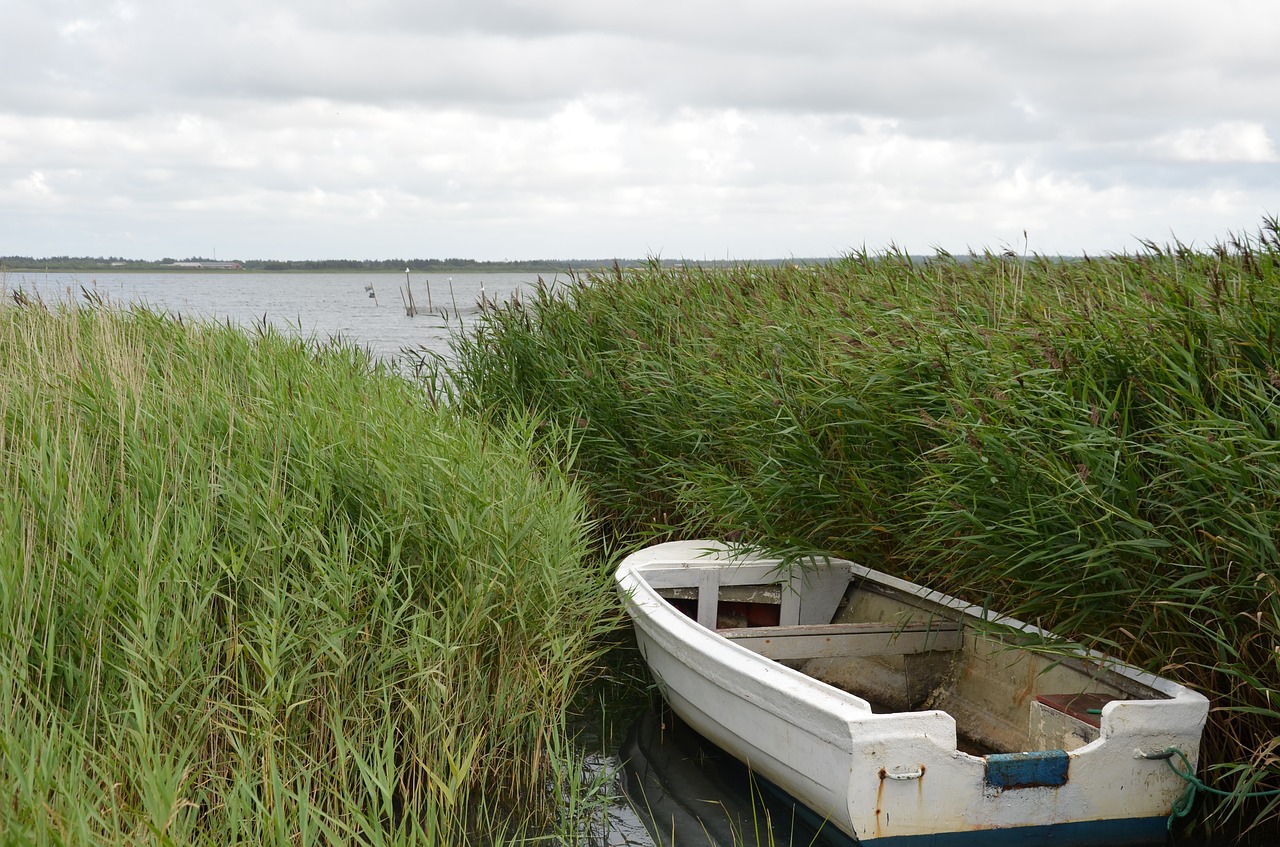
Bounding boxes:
[2,0,1277,261]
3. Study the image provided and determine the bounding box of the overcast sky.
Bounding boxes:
[2,1,1277,261]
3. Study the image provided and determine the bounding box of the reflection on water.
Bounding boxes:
[0,270,562,364]
[608,707,847,847]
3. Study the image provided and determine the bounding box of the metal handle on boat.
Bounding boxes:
[881,767,924,780]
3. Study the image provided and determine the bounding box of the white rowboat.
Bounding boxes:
[617,540,1209,845]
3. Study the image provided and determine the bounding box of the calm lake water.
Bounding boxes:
[0,269,562,364]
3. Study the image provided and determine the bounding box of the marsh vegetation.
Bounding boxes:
[445,219,1280,837]
[0,302,617,843]
[5,217,1280,843]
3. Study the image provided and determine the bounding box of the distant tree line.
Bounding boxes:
[1,256,832,273]
[0,256,611,273]
[250,258,591,273]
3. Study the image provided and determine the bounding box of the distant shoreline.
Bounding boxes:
[1,267,576,275]
[1,257,838,274]
[3,261,592,274]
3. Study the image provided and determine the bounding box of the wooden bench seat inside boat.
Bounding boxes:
[717,620,962,661]
[645,561,854,631]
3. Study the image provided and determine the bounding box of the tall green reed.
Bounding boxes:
[442,219,1280,834]
[0,299,616,844]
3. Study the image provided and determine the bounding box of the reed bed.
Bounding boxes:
[0,298,617,844]
[443,220,1280,836]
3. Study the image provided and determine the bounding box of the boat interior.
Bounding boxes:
[649,560,1171,757]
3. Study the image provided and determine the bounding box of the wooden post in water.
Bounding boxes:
[404,267,418,316]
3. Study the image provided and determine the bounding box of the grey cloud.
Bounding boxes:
[2,0,1277,260]
[9,0,1277,142]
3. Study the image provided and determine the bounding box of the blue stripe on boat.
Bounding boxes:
[846,816,1168,846]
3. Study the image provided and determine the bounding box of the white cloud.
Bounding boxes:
[1,0,1278,259]
[57,18,100,39]
[13,170,54,201]
[1147,122,1278,163]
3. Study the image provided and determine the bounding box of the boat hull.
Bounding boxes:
[617,541,1209,844]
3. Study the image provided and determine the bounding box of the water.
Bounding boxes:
[611,706,849,847]
[574,639,848,847]
[0,269,562,364]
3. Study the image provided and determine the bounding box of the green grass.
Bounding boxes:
[441,219,1280,836]
[0,298,617,844]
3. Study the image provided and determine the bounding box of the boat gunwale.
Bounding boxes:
[617,540,1207,718]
